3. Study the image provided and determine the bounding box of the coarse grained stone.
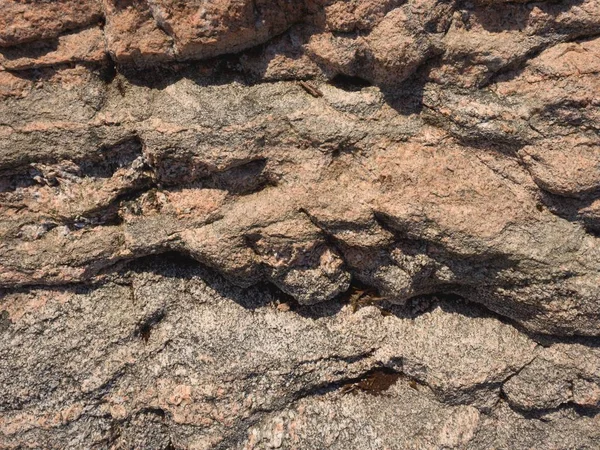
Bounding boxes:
[2,0,600,447]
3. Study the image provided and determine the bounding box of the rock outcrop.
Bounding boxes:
[1,0,600,448]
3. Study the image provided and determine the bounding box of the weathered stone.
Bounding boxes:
[0,27,107,70]
[503,343,600,411]
[2,0,600,446]
[0,0,103,47]
[0,263,553,448]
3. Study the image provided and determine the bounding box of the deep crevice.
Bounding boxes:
[5,240,600,348]
[137,406,171,420]
[329,74,373,92]
[499,390,600,421]
[341,367,404,395]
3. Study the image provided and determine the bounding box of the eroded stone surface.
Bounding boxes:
[504,342,600,411]
[0,0,103,47]
[2,0,600,447]
[0,260,578,449]
[1,74,599,335]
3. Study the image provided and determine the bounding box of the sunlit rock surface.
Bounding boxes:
[1,0,600,447]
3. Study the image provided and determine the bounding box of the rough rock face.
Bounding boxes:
[1,0,600,448]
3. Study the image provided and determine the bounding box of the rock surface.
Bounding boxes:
[1,0,600,447]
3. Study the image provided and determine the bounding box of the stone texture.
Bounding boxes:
[0,0,104,47]
[0,261,569,448]
[2,75,599,335]
[503,343,600,411]
[0,27,107,71]
[2,0,600,447]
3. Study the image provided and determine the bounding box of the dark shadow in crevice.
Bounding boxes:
[538,190,600,237]
[123,250,347,318]
[0,135,144,184]
[329,143,362,160]
[238,280,346,319]
[136,308,166,343]
[98,57,118,83]
[499,391,600,421]
[63,203,125,230]
[244,281,346,319]
[483,42,548,88]
[117,54,251,91]
[369,291,512,326]
[80,136,144,179]
[530,328,600,349]
[293,296,346,320]
[329,74,373,92]
[86,226,598,348]
[124,250,203,279]
[0,36,60,62]
[0,166,39,194]
[291,365,405,402]
[382,289,600,354]
[379,74,428,116]
[203,158,279,196]
[138,407,171,420]
[148,153,276,197]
